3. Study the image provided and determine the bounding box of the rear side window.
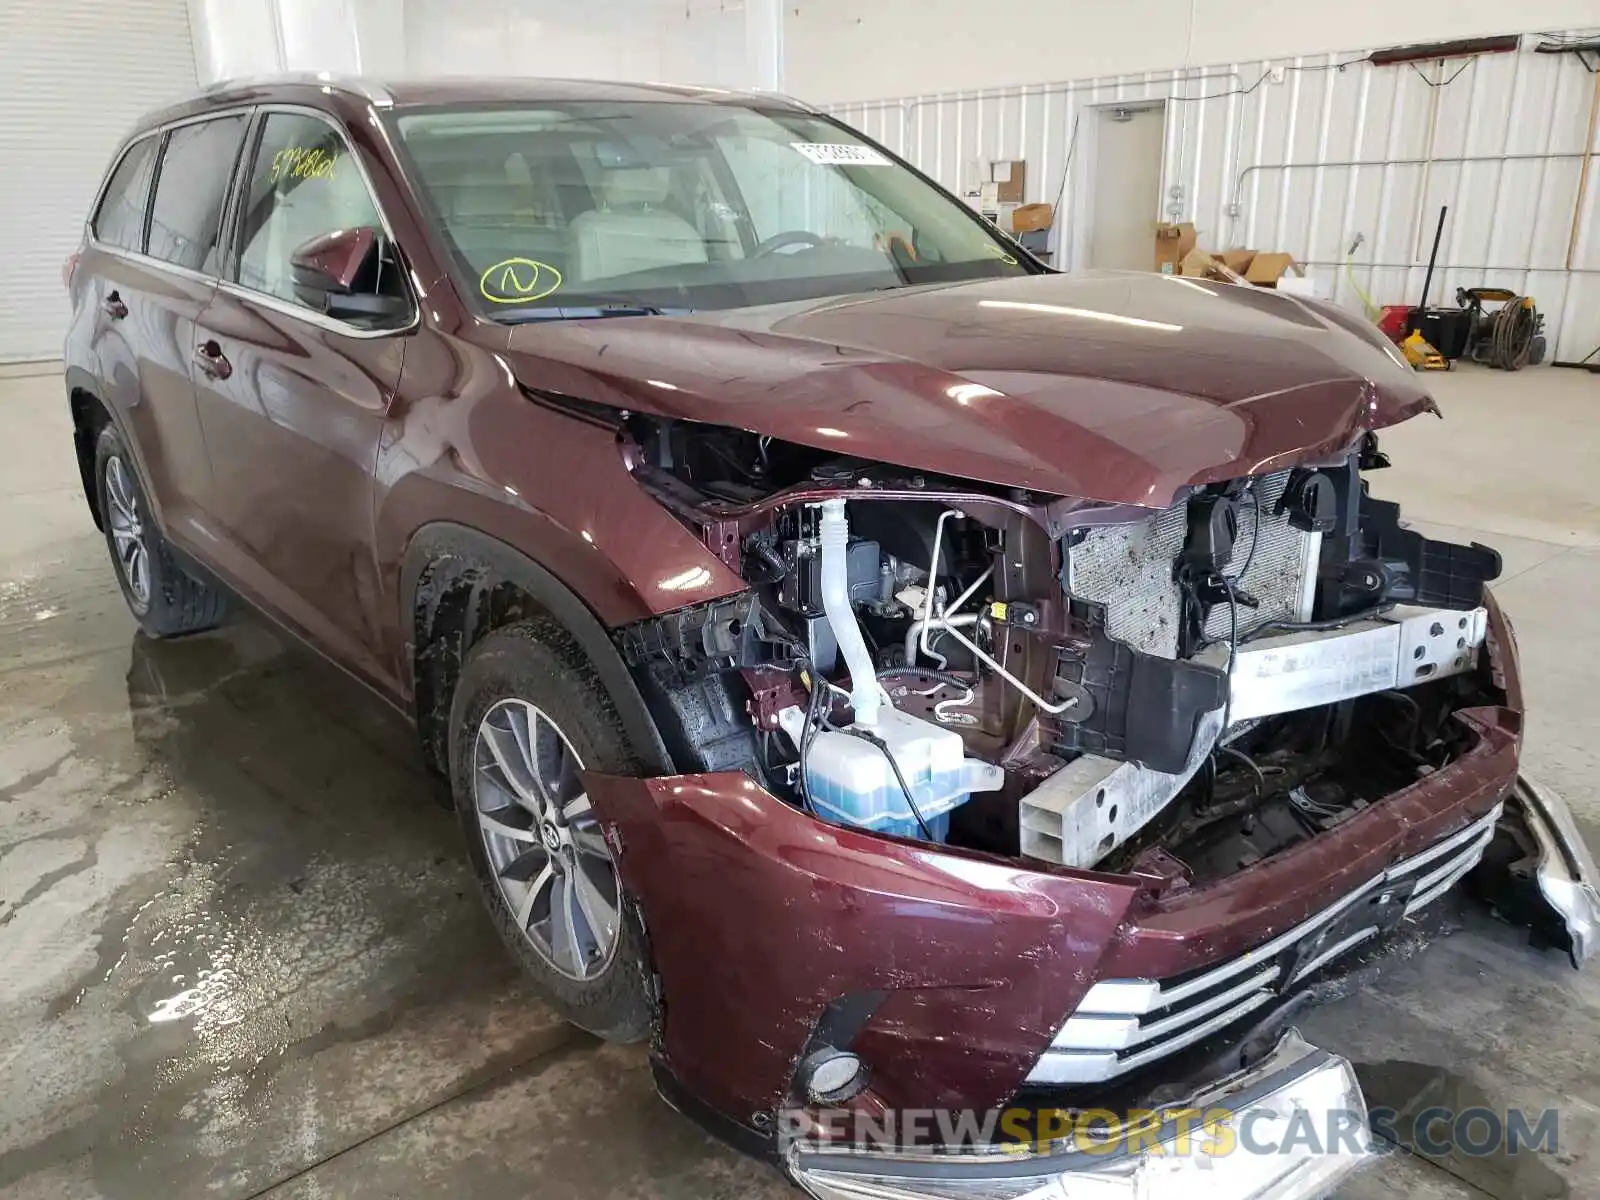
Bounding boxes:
[148,115,249,272]
[94,136,159,252]
[234,112,385,306]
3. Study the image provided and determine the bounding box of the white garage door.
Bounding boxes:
[0,0,197,363]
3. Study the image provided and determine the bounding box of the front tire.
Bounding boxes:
[448,620,654,1042]
[93,425,228,638]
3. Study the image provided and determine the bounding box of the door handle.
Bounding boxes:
[102,292,128,320]
[193,340,233,381]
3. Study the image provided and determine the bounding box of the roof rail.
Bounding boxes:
[744,89,820,113]
[199,72,394,106]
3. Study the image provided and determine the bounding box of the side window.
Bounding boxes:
[235,112,389,310]
[148,116,248,272]
[93,137,159,252]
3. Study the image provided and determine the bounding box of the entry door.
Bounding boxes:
[1087,106,1166,271]
[190,110,412,692]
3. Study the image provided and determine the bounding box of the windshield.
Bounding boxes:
[392,102,1037,320]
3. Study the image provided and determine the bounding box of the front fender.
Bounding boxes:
[397,520,675,776]
[372,355,745,638]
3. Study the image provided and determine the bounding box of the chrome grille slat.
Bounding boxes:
[1388,816,1498,881]
[1408,827,1494,895]
[1028,990,1282,1085]
[1078,875,1373,1015]
[1406,849,1490,914]
[1029,802,1504,1086]
[1059,965,1280,1052]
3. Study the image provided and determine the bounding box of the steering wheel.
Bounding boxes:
[753,230,829,257]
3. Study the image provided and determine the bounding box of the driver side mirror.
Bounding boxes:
[290,226,409,323]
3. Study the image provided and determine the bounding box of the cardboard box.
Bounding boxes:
[1178,247,1218,278]
[1012,203,1054,234]
[1244,252,1303,287]
[1154,222,1197,273]
[1217,249,1257,275]
[989,160,1026,204]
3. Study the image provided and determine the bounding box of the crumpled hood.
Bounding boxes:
[499,271,1437,508]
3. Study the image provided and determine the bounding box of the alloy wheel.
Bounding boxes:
[472,699,621,981]
[105,455,151,613]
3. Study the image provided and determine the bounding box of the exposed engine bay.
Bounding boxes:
[618,415,1506,884]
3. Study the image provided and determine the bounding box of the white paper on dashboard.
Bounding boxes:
[791,142,892,167]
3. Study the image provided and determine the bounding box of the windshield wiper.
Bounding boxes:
[504,302,694,323]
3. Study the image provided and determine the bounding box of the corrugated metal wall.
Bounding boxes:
[826,34,1600,362]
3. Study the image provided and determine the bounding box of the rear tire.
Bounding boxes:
[448,619,655,1043]
[93,425,228,638]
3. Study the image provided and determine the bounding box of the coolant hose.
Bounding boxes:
[817,499,881,726]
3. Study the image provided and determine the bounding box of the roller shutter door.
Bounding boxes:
[0,0,197,361]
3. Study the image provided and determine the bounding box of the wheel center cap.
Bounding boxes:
[541,821,563,853]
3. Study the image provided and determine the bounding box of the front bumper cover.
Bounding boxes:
[789,1030,1370,1200]
[782,777,1597,1200]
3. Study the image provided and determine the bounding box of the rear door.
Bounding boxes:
[78,115,246,541]
[77,127,222,540]
[132,113,251,538]
[190,108,413,691]
[77,133,160,488]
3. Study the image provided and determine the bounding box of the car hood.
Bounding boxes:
[499,271,1437,508]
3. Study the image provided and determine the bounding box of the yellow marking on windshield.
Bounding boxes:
[479,258,563,305]
[983,245,1020,266]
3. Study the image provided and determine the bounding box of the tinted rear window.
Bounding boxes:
[94,137,159,252]
[148,115,249,272]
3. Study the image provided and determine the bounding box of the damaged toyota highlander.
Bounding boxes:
[64,77,1599,1198]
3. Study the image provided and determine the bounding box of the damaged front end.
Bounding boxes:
[577,410,1596,1192]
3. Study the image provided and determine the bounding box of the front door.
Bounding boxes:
[191,109,413,692]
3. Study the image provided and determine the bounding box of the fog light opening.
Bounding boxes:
[802,1049,867,1104]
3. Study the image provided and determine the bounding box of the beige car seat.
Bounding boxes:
[567,167,708,282]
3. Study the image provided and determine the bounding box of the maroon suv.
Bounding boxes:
[64,75,1596,1199]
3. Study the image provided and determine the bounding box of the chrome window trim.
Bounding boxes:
[83,243,216,289]
[213,279,418,340]
[83,101,417,341]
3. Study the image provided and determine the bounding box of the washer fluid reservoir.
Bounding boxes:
[778,705,1004,842]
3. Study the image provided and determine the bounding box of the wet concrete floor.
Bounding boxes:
[2,366,1599,1198]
